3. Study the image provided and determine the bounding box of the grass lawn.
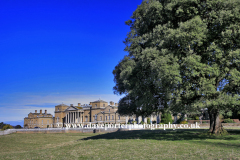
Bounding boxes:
[0,129,240,159]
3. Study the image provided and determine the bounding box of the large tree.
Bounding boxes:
[113,0,240,134]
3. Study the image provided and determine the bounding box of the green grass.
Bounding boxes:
[0,129,240,159]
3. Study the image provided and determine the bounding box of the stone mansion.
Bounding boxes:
[24,99,158,128]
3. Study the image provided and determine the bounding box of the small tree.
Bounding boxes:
[1,125,13,130]
[161,113,173,124]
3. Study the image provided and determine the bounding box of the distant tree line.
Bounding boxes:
[0,122,22,130]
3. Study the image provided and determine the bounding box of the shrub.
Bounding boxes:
[202,121,207,124]
[180,121,188,124]
[223,118,235,123]
[1,124,13,130]
[195,116,199,120]
[147,118,150,124]
[152,120,156,124]
[15,125,22,129]
[161,112,173,124]
[140,121,144,125]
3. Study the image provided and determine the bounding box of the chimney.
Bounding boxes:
[70,104,73,107]
[110,101,114,106]
[40,109,42,114]
[35,110,37,113]
[115,103,118,107]
[45,110,47,114]
[78,103,81,106]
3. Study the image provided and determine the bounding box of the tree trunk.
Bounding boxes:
[208,109,227,135]
[208,110,214,133]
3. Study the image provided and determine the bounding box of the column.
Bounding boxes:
[65,113,67,123]
[70,112,72,123]
[80,112,82,123]
[73,112,75,123]
[74,112,75,123]
[76,112,78,123]
[68,112,69,123]
[74,112,76,123]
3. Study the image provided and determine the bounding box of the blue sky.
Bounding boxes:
[0,0,142,126]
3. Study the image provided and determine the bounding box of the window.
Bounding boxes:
[106,116,107,120]
[118,115,120,120]
[42,120,43,125]
[95,104,97,107]
[109,116,110,120]
[57,117,59,123]
[58,108,59,111]
[94,114,97,121]
[47,120,49,124]
[100,116,102,120]
[103,104,105,107]
[109,109,110,112]
[112,115,114,120]
[85,116,88,122]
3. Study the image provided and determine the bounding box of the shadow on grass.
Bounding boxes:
[77,129,240,150]
[79,129,240,142]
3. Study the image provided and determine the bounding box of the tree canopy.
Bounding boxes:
[113,0,240,134]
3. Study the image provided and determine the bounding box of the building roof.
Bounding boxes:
[55,104,69,107]
[92,100,108,103]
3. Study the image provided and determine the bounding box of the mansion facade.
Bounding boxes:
[24,99,158,128]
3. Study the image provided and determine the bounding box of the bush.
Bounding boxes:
[15,125,22,129]
[180,121,188,124]
[161,112,173,124]
[195,116,199,120]
[140,121,144,125]
[147,118,150,124]
[1,124,13,130]
[223,118,235,123]
[202,121,207,124]
[152,120,156,124]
